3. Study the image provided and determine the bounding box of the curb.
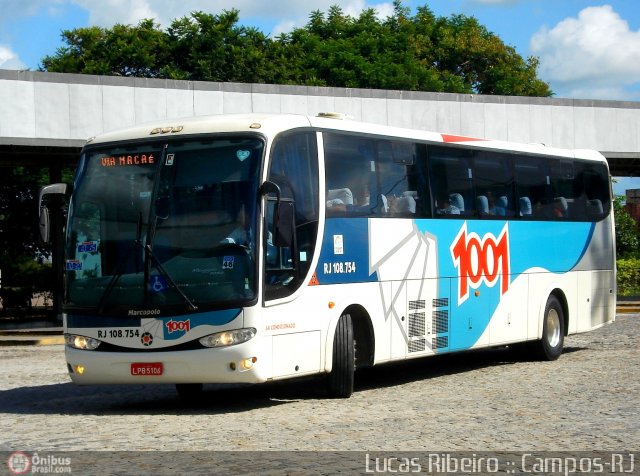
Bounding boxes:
[0,328,64,347]
[617,302,640,313]
[0,336,65,346]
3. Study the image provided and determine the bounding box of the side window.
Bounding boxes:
[324,134,429,218]
[428,146,474,217]
[548,160,576,219]
[323,133,376,215]
[265,131,319,300]
[375,141,427,217]
[473,151,515,218]
[514,155,552,218]
[550,160,611,221]
[580,163,611,220]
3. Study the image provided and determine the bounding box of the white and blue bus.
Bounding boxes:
[39,113,616,398]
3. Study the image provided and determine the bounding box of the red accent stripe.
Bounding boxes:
[441,134,486,143]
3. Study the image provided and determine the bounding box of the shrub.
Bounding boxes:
[617,258,640,297]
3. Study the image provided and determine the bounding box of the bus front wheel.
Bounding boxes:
[326,313,355,398]
[534,295,565,361]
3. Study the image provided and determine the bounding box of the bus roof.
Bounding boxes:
[85,112,607,163]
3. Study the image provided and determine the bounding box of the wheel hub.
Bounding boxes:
[546,308,561,348]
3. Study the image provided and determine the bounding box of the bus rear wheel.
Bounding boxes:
[534,295,565,361]
[326,314,355,398]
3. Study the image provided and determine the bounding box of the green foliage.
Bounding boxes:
[0,258,52,310]
[613,196,640,258]
[163,11,272,82]
[40,3,552,97]
[617,258,640,297]
[0,166,73,307]
[0,167,49,263]
[41,19,169,77]
[613,195,640,296]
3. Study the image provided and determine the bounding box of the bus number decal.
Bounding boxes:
[222,256,235,269]
[97,329,140,339]
[450,222,510,305]
[323,261,357,275]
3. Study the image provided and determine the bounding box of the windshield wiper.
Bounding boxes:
[146,215,198,312]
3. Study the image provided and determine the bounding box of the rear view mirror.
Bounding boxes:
[38,183,70,245]
[39,206,51,244]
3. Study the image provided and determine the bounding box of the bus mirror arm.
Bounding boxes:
[38,183,71,245]
[260,181,281,201]
[260,181,294,248]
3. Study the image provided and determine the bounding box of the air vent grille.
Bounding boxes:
[408,339,426,353]
[432,336,449,349]
[408,312,426,337]
[432,298,449,308]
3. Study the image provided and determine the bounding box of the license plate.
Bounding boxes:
[131,362,163,376]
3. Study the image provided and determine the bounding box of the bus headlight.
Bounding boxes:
[199,328,256,348]
[64,334,101,350]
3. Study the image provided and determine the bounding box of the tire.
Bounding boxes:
[534,295,565,361]
[326,314,355,398]
[176,383,204,400]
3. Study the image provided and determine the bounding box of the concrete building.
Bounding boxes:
[1,69,640,177]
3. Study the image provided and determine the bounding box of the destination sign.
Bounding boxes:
[101,154,156,167]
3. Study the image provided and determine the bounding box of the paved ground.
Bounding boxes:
[0,314,638,474]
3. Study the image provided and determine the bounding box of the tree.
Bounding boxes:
[40,3,553,97]
[0,166,73,312]
[41,19,169,77]
[162,10,272,82]
[428,13,550,95]
[614,196,640,258]
[0,167,48,261]
[0,167,49,310]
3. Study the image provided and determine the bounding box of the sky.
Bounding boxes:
[0,0,638,193]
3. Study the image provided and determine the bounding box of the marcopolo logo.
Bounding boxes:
[128,309,161,316]
[450,222,510,305]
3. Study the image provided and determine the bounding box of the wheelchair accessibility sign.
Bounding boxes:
[149,275,169,293]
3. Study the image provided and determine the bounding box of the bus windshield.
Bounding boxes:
[65,136,263,314]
